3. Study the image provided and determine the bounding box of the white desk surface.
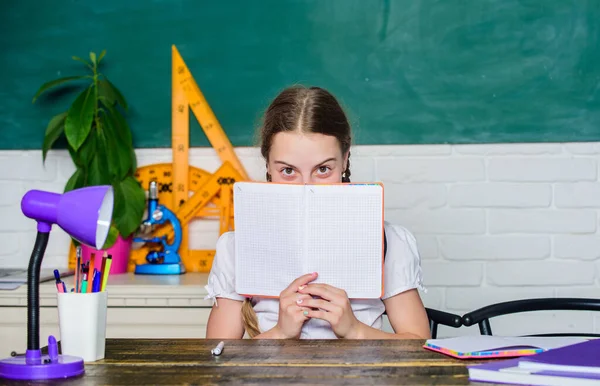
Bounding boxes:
[0,272,212,308]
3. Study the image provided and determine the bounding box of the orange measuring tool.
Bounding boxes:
[68,45,250,273]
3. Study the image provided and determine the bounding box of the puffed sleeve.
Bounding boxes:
[382,222,427,300]
[204,231,245,305]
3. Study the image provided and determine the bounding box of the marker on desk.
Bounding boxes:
[211,341,225,356]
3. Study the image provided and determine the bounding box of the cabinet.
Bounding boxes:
[0,273,212,358]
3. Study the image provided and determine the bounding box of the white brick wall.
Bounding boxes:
[1,143,599,337]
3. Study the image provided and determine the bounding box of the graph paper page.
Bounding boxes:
[234,182,304,297]
[305,184,383,298]
[234,182,384,298]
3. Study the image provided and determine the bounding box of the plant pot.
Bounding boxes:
[80,234,132,275]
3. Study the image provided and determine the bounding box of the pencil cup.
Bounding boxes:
[57,291,108,362]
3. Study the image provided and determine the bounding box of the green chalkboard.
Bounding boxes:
[1,0,599,149]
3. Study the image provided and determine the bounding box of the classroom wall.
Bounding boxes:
[2,143,599,337]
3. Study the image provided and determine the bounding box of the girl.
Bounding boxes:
[205,86,430,339]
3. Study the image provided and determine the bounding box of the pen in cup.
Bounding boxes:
[53,269,66,293]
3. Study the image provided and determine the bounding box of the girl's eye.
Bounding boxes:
[317,166,330,174]
[282,167,295,176]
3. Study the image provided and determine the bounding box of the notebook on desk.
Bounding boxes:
[468,338,600,385]
[233,182,384,299]
[424,335,589,359]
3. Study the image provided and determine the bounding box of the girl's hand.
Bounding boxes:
[272,272,318,339]
[298,283,362,339]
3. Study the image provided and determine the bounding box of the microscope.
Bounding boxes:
[133,181,186,275]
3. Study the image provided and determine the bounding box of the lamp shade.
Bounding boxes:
[21,185,114,249]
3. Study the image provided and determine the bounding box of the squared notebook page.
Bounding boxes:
[305,184,383,298]
[233,182,384,299]
[234,183,305,297]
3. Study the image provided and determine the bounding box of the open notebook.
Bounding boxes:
[233,182,384,299]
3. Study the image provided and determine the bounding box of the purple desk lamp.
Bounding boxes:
[0,185,114,381]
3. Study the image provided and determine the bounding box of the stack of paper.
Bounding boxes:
[468,338,600,385]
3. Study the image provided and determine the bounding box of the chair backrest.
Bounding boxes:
[425,308,462,339]
[461,297,600,337]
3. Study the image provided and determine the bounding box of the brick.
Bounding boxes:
[555,183,600,208]
[351,144,452,157]
[489,210,596,234]
[556,287,600,298]
[20,229,71,257]
[488,158,596,181]
[482,312,594,336]
[346,157,375,182]
[386,209,486,234]
[446,287,556,310]
[439,236,550,260]
[0,254,23,269]
[487,262,596,286]
[454,143,562,155]
[21,180,67,196]
[413,234,438,259]
[448,183,551,208]
[0,233,20,256]
[384,183,446,209]
[421,261,483,286]
[554,236,600,260]
[564,143,600,155]
[0,182,24,206]
[0,206,35,232]
[0,152,58,181]
[419,287,443,309]
[377,158,485,182]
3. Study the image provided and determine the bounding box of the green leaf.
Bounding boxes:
[64,168,86,193]
[72,56,92,68]
[105,104,133,146]
[42,112,67,162]
[89,52,97,65]
[67,145,81,168]
[32,76,87,103]
[101,224,119,249]
[97,49,107,64]
[113,176,146,237]
[65,85,96,150]
[88,131,111,186]
[102,113,132,179]
[75,128,97,168]
[97,78,128,110]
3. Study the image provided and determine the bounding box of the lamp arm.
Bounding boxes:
[27,230,50,351]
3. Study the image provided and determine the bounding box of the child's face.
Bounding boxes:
[267,131,347,184]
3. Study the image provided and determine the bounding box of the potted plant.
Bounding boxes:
[32,50,146,272]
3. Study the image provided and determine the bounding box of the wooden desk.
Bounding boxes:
[3,339,497,385]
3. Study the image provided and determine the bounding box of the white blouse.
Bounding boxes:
[205,221,426,339]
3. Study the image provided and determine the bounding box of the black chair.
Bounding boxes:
[461,298,600,337]
[425,307,462,338]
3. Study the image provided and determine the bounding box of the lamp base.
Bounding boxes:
[0,335,85,380]
[134,262,186,275]
[0,350,84,380]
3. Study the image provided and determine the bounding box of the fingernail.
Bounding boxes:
[303,311,309,316]
[312,272,318,276]
[298,285,305,290]
[296,298,303,304]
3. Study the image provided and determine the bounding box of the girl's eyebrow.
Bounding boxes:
[274,158,336,168]
[274,160,296,168]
